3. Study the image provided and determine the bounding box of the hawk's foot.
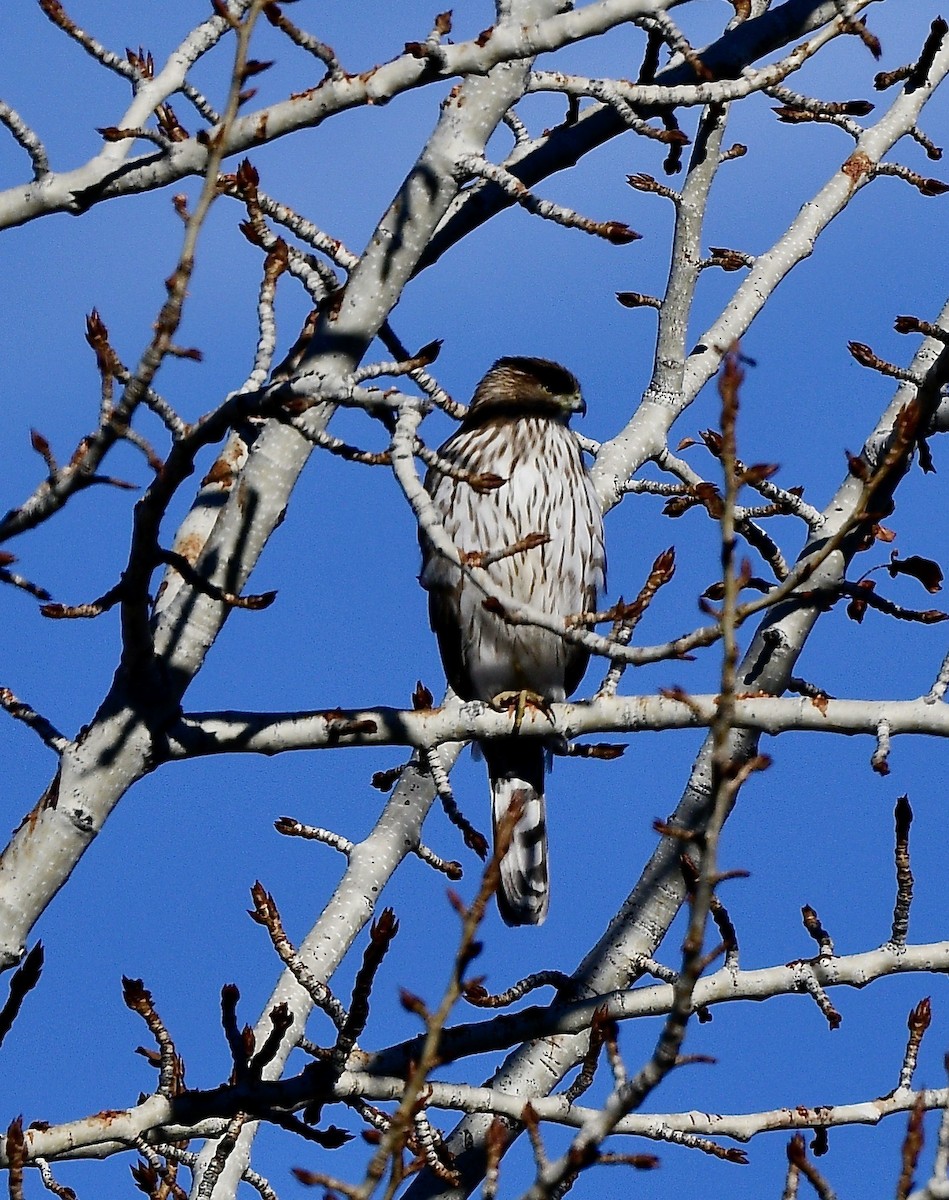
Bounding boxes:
[489,689,555,734]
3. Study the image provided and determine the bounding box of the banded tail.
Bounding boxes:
[482,739,549,926]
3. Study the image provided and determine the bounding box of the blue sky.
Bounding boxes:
[1,3,948,1197]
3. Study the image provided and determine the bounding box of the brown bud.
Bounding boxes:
[601,221,642,245]
[845,450,869,480]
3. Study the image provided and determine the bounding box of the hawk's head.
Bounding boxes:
[464,357,585,428]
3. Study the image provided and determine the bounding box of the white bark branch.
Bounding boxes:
[168,692,949,757]
[0,0,681,232]
[9,940,948,1166]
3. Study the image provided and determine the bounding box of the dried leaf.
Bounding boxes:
[371,765,403,792]
[742,462,780,484]
[700,428,723,457]
[414,338,443,365]
[887,552,943,593]
[708,246,747,270]
[846,579,875,623]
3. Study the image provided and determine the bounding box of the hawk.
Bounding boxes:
[420,357,606,925]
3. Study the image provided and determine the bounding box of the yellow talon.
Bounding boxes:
[489,689,555,734]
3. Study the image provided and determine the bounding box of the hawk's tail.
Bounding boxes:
[482,738,549,926]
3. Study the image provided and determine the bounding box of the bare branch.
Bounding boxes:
[0,101,49,179]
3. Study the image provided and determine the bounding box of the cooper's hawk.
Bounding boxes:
[420,357,606,925]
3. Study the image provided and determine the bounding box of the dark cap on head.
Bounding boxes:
[465,356,585,426]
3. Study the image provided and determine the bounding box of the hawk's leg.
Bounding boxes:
[489,689,556,735]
